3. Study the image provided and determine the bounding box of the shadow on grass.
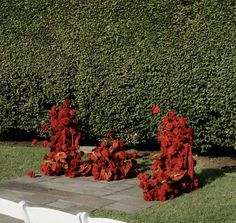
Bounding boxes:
[197,166,236,187]
[137,156,153,173]
[137,163,151,173]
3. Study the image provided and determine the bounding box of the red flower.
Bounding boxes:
[168,110,177,116]
[27,170,36,178]
[118,140,125,148]
[69,109,76,117]
[61,117,70,125]
[66,170,76,178]
[105,131,112,138]
[166,123,173,131]
[178,117,187,126]
[101,149,110,159]
[49,105,57,116]
[140,180,150,190]
[78,162,92,176]
[41,124,49,133]
[32,139,38,146]
[42,140,49,147]
[55,152,67,162]
[88,136,138,181]
[100,141,107,148]
[63,99,72,107]
[152,105,160,114]
[194,178,199,188]
[138,108,198,202]
[167,147,175,155]
[144,192,153,201]
[162,116,169,124]
[117,151,126,159]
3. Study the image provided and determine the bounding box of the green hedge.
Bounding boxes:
[0,0,235,152]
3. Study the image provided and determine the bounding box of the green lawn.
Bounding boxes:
[0,146,235,222]
[0,145,47,181]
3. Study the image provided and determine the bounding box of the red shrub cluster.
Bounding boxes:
[40,99,91,178]
[138,109,198,201]
[87,135,139,181]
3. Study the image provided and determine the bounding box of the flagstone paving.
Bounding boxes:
[0,174,159,222]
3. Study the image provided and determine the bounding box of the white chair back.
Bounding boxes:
[24,206,83,223]
[0,198,127,223]
[0,198,29,223]
[87,216,127,223]
[78,212,127,223]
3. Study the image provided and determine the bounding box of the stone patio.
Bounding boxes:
[0,174,159,222]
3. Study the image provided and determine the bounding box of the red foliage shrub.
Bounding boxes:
[39,99,91,177]
[138,108,198,201]
[87,134,138,181]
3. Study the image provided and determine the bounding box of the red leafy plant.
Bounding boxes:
[27,170,36,178]
[39,99,91,178]
[87,133,139,181]
[138,107,198,201]
[31,139,38,145]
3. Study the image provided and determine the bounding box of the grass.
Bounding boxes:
[93,169,236,223]
[0,146,235,222]
[0,145,47,181]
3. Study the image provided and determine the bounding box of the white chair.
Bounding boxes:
[0,198,127,223]
[24,206,127,223]
[0,198,29,223]
[23,205,84,223]
[80,212,127,223]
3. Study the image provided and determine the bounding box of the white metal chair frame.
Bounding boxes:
[0,198,126,223]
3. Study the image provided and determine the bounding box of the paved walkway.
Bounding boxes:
[0,173,159,222]
[0,146,159,222]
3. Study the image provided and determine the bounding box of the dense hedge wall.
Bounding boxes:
[0,0,235,152]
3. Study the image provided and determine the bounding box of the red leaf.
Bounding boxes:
[69,109,76,117]
[49,105,57,117]
[32,139,38,146]
[168,110,177,117]
[75,133,81,148]
[55,152,67,162]
[41,124,49,133]
[144,192,153,201]
[105,132,112,138]
[167,147,175,156]
[63,99,72,107]
[168,171,185,182]
[119,162,132,178]
[118,140,125,148]
[42,140,49,147]
[78,162,92,176]
[127,152,138,159]
[110,140,119,150]
[101,149,110,159]
[100,141,107,148]
[87,153,99,162]
[66,170,76,178]
[100,169,112,181]
[27,170,36,178]
[92,165,100,180]
[178,117,187,126]
[162,116,169,124]
[117,151,126,159]
[152,105,160,114]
